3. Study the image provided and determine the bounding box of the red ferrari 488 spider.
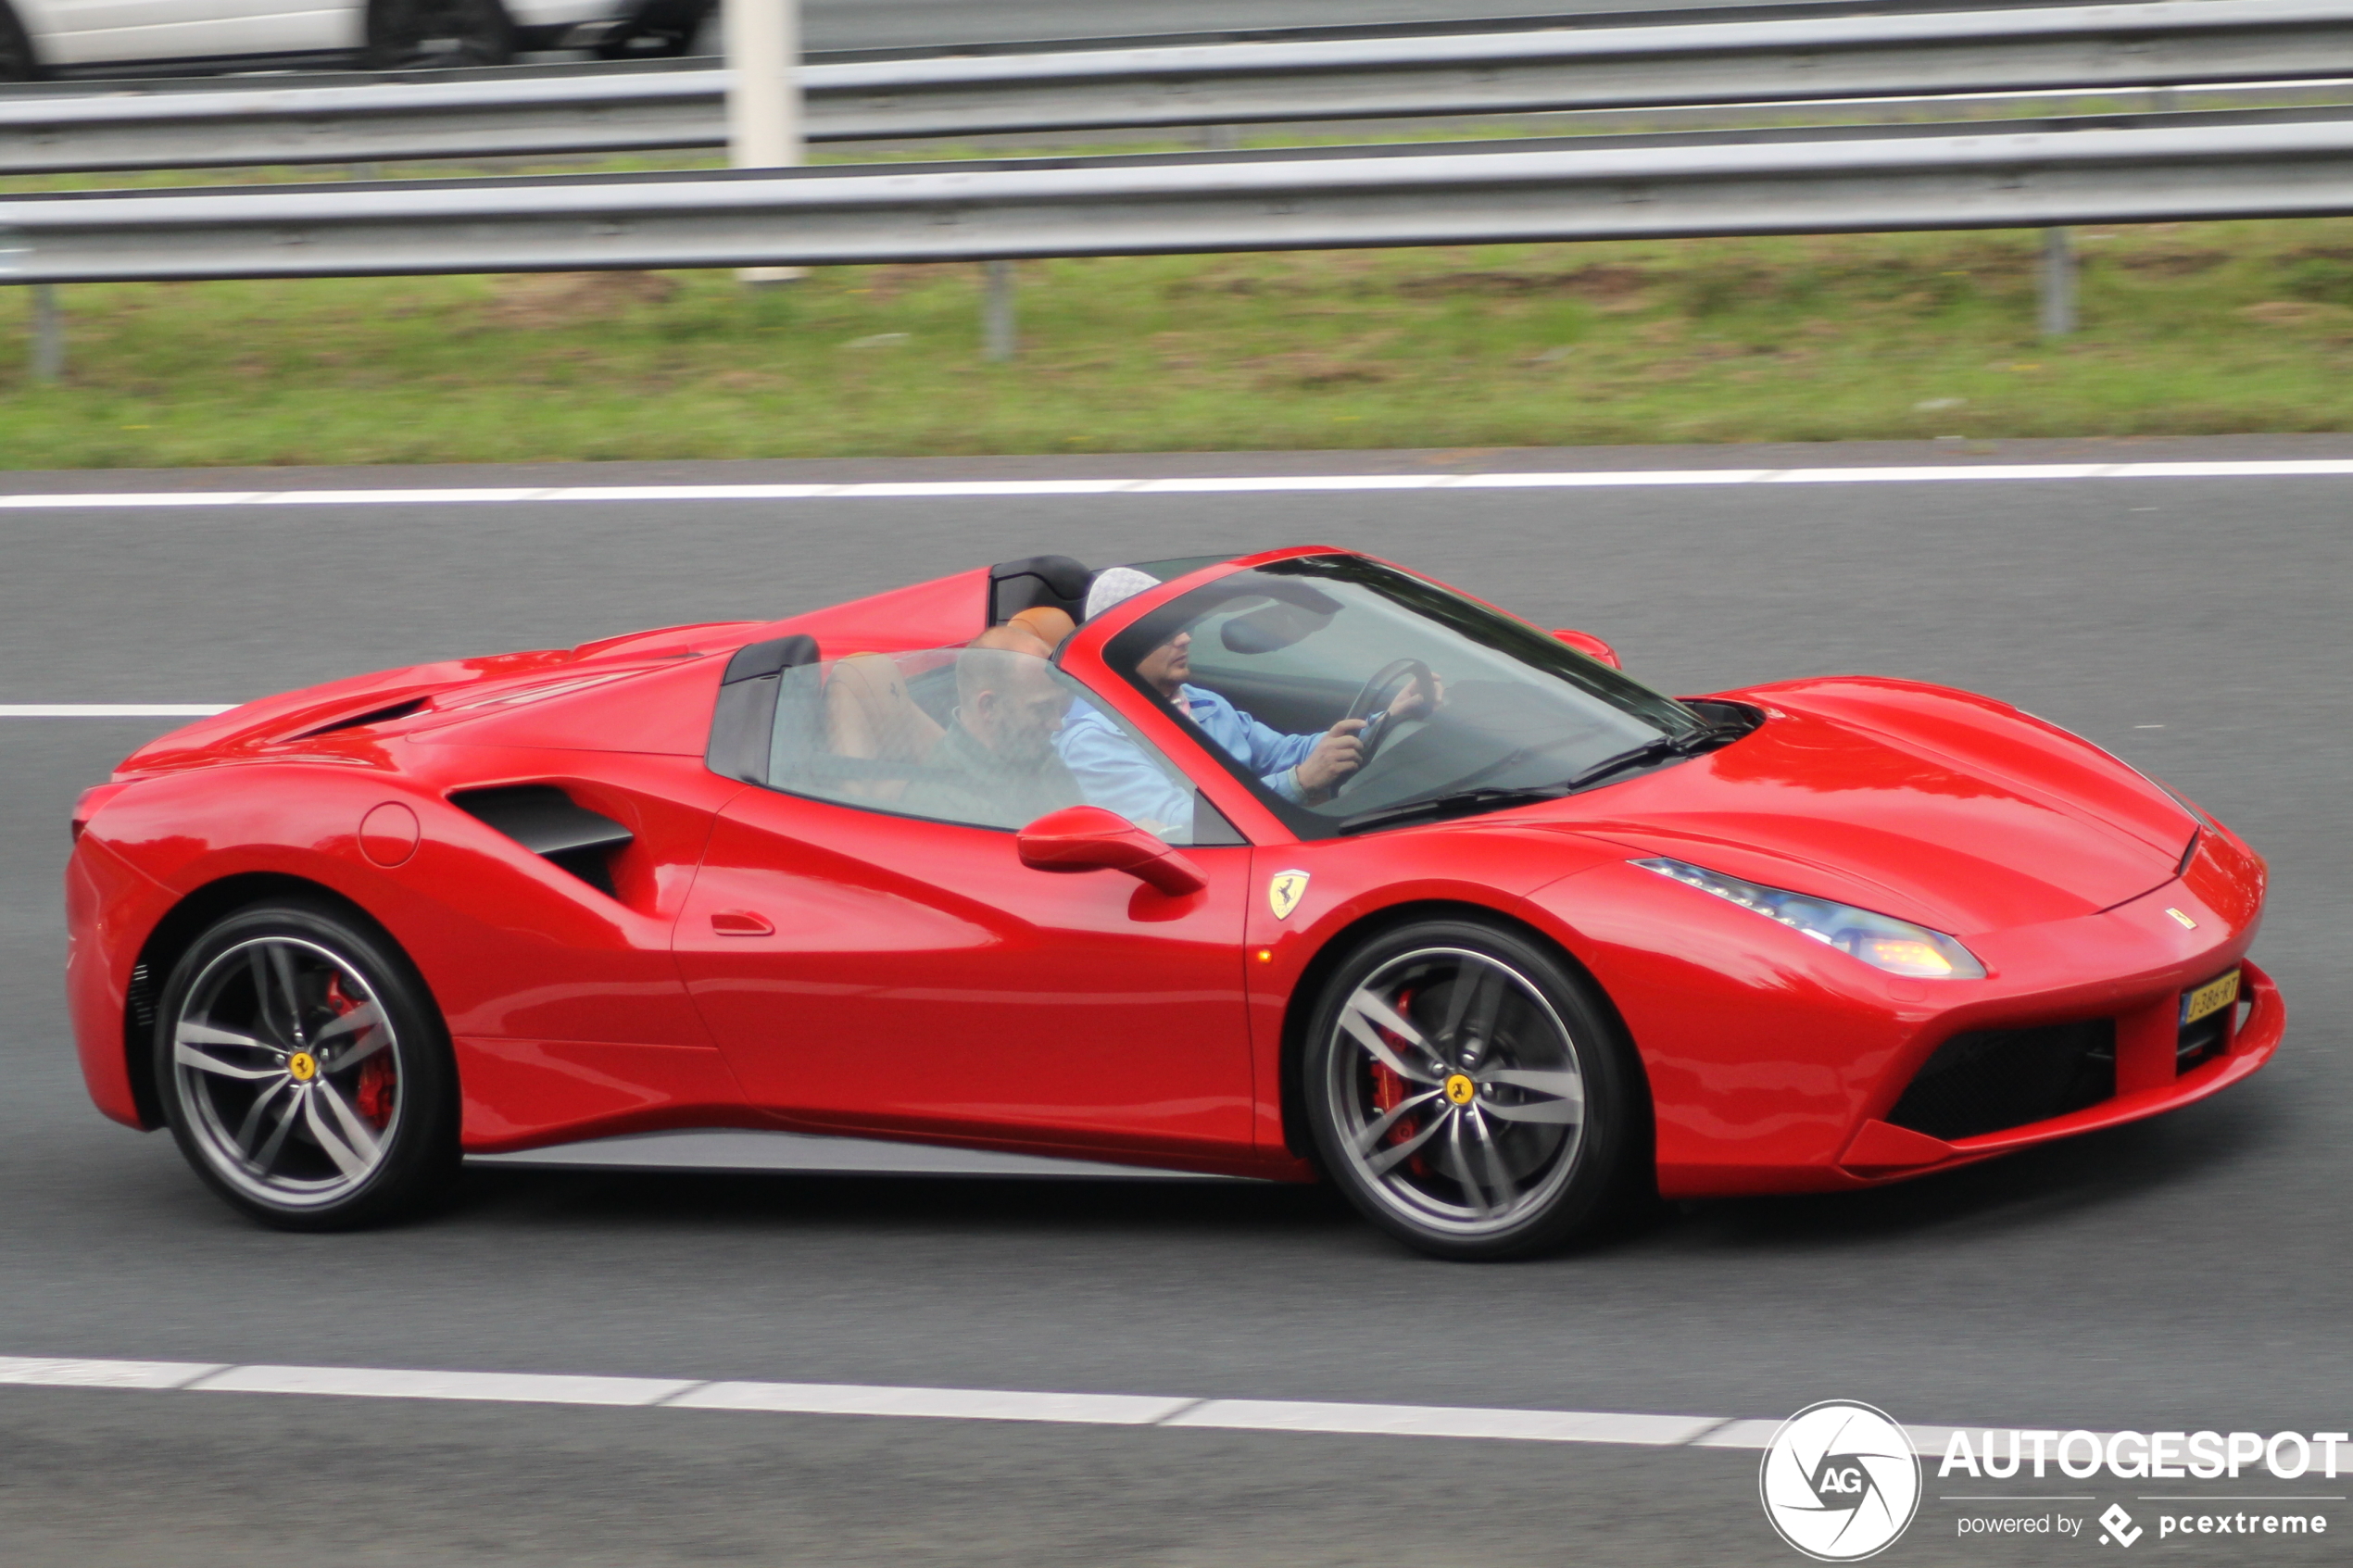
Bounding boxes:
[67,546,2280,1258]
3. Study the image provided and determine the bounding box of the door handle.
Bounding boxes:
[710,909,775,936]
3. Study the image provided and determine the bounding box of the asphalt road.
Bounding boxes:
[1,436,2346,1566]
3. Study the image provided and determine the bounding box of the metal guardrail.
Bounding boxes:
[1,0,2351,173]
[3,105,2350,281]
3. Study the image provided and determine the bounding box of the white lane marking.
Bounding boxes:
[1163,1399,1720,1446]
[188,1364,700,1407]
[0,1354,1982,1453]
[0,1356,225,1390]
[0,459,2347,509]
[1687,1417,1964,1457]
[671,1382,1195,1425]
[1688,1417,1787,1449]
[0,704,234,718]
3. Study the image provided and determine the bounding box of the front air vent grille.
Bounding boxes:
[2176,1010,2230,1074]
[295,697,429,738]
[448,785,631,897]
[126,960,156,1037]
[1886,1020,2116,1142]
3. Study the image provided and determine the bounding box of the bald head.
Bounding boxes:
[955,632,1064,760]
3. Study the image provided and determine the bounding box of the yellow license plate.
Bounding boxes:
[2181,970,2242,1026]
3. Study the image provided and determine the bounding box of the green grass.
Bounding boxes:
[12,216,2353,468]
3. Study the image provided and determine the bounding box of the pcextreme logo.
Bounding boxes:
[1761,1400,1924,1561]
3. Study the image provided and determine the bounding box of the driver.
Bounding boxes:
[1058,569,1434,822]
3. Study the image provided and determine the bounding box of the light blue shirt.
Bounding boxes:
[1059,684,1319,828]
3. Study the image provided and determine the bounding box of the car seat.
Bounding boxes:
[824,654,944,799]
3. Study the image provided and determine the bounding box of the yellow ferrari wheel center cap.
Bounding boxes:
[1443,1073,1476,1107]
[287,1051,317,1083]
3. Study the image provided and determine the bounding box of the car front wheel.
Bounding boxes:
[155,899,458,1230]
[1303,919,1645,1261]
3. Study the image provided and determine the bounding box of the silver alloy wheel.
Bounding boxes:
[1321,947,1587,1239]
[170,935,402,1210]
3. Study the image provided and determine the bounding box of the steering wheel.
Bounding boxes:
[1343,658,1434,772]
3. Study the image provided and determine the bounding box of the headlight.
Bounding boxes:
[1632,857,1985,979]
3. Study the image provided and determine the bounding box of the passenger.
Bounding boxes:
[898,628,1084,828]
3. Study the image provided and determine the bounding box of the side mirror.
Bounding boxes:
[1017,805,1207,897]
[1551,628,1622,669]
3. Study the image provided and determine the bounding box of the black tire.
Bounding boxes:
[154,898,459,1231]
[596,0,712,58]
[364,0,516,69]
[0,1,38,82]
[1302,918,1644,1261]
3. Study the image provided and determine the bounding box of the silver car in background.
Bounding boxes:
[0,0,711,75]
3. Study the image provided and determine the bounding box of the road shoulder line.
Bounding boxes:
[0,458,2351,510]
[0,1354,1982,1451]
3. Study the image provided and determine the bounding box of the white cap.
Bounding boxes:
[1083,566,1162,620]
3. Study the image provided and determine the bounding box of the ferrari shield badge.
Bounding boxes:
[1267,870,1310,921]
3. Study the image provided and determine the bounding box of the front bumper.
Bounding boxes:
[1837,958,2282,1179]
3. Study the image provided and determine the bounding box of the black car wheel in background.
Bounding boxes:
[365,0,517,69]
[0,1,38,81]
[598,0,713,58]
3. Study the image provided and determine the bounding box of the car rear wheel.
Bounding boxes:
[1303,919,1644,1261]
[364,0,516,69]
[156,900,458,1230]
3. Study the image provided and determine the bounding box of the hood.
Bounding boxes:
[1555,677,2196,935]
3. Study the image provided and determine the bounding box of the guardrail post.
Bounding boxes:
[728,0,804,284]
[31,283,62,383]
[983,259,1016,361]
[2039,226,2076,337]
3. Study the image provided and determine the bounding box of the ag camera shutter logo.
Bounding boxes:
[1760,1399,1923,1561]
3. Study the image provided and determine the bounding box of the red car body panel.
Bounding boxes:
[65,547,2282,1202]
[675,789,1265,1171]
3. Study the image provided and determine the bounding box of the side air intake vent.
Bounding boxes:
[449,785,632,897]
[295,696,429,739]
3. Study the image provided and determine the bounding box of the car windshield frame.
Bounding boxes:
[1098,553,1711,840]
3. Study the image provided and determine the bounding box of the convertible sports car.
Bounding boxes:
[65,546,2282,1259]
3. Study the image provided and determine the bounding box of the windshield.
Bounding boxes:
[1100,554,1709,837]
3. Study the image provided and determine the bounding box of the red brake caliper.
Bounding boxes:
[1369,987,1428,1175]
[326,974,396,1128]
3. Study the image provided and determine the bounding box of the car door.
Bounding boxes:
[673,646,1257,1165]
